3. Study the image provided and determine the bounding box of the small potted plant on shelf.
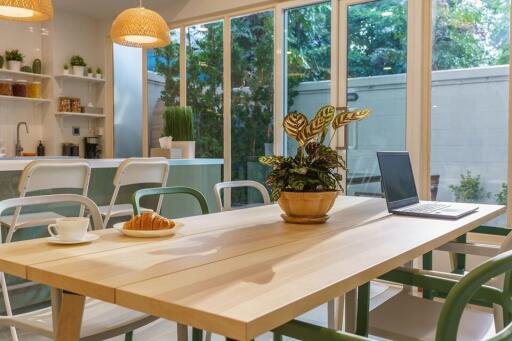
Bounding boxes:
[87,67,93,77]
[0,56,4,69]
[95,67,102,79]
[63,64,69,75]
[259,105,370,224]
[5,50,24,72]
[70,55,86,76]
[153,106,195,159]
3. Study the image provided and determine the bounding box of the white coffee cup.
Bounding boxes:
[48,217,89,242]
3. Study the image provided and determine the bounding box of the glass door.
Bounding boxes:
[345,0,408,196]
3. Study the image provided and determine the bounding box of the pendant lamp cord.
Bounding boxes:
[139,0,142,8]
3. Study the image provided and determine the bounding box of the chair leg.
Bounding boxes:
[192,328,203,341]
[355,282,370,337]
[344,289,357,333]
[124,331,134,341]
[1,272,18,341]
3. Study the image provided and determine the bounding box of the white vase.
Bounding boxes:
[95,73,102,79]
[88,73,93,78]
[72,65,85,76]
[7,61,21,72]
[171,141,195,159]
[63,69,69,75]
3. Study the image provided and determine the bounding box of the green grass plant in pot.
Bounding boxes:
[5,50,24,72]
[70,55,86,76]
[163,106,195,159]
[259,105,370,223]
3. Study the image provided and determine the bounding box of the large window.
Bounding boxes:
[231,11,275,207]
[284,2,332,156]
[147,29,180,150]
[186,21,225,158]
[430,0,509,225]
[346,0,408,196]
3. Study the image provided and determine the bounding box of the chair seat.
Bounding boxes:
[0,212,64,229]
[369,293,495,341]
[98,204,152,218]
[0,298,157,340]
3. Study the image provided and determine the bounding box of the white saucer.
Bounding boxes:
[48,233,99,245]
[114,222,182,238]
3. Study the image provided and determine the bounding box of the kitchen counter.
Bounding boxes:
[0,158,224,171]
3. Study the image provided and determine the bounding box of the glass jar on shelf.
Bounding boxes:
[27,81,41,98]
[0,79,12,96]
[12,80,27,97]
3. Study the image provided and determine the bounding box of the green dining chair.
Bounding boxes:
[131,186,209,341]
[132,186,209,216]
[272,248,512,341]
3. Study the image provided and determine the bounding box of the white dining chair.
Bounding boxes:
[213,180,271,211]
[0,194,157,341]
[0,160,91,243]
[367,228,512,340]
[100,158,169,227]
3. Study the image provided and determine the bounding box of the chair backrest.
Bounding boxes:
[132,186,209,216]
[113,158,169,187]
[436,249,512,341]
[18,160,91,196]
[0,194,103,340]
[0,194,103,231]
[213,180,271,211]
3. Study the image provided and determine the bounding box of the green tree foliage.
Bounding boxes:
[231,12,274,191]
[496,183,508,206]
[153,30,180,106]
[449,171,491,203]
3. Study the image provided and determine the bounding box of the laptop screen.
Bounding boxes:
[377,151,419,210]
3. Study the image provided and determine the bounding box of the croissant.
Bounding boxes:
[123,211,176,230]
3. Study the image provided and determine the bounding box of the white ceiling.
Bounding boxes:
[53,0,175,20]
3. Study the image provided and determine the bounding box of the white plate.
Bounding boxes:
[113,222,183,238]
[48,233,99,245]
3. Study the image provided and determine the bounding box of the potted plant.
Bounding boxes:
[70,55,86,76]
[162,106,195,159]
[0,55,4,69]
[95,67,102,79]
[259,106,370,223]
[87,67,93,77]
[63,64,69,75]
[5,50,24,72]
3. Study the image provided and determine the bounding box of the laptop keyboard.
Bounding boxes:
[399,202,451,213]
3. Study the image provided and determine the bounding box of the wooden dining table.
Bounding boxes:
[0,196,505,341]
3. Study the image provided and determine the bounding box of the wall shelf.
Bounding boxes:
[55,111,105,118]
[0,69,52,80]
[55,74,105,83]
[0,95,51,104]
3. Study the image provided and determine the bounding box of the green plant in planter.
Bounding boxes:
[70,55,86,67]
[96,67,102,74]
[63,64,69,70]
[449,171,490,203]
[163,106,194,141]
[259,106,370,200]
[496,183,508,206]
[87,67,92,74]
[0,55,4,68]
[5,50,24,62]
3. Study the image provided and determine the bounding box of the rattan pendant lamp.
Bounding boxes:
[0,0,53,22]
[111,0,170,48]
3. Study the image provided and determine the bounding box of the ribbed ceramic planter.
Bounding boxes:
[278,191,339,220]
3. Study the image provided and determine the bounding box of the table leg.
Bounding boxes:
[177,323,188,341]
[50,288,63,334]
[55,291,85,341]
[335,295,344,331]
[344,289,357,333]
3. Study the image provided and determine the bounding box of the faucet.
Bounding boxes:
[15,122,29,157]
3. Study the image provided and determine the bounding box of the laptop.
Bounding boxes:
[377,151,478,219]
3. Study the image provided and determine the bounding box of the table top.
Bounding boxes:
[0,197,505,340]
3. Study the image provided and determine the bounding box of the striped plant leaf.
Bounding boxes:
[332,108,371,130]
[283,112,308,140]
[298,117,326,145]
[259,156,284,166]
[313,105,336,127]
